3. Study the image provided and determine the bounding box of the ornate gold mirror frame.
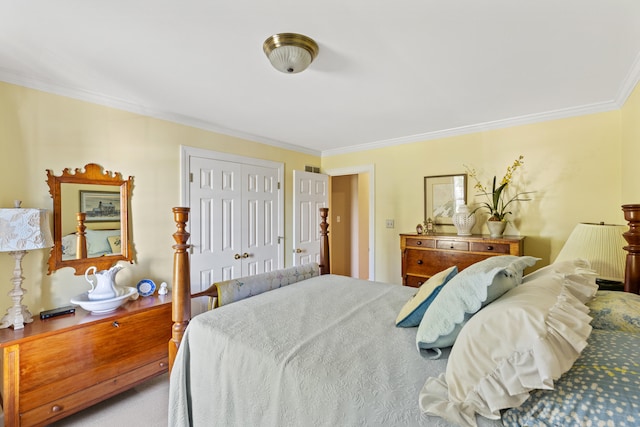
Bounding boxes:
[46,163,134,275]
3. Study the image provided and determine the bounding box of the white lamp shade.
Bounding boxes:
[554,223,627,281]
[0,208,54,252]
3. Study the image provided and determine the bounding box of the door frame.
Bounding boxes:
[325,164,375,280]
[179,145,285,270]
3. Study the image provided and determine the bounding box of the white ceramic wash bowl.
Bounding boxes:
[70,286,138,314]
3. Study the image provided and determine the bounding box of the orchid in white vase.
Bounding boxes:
[465,155,534,223]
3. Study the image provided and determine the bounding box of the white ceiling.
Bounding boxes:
[2,1,640,156]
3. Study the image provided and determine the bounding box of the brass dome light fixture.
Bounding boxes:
[263,33,319,74]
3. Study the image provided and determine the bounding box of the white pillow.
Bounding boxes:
[61,233,77,256]
[416,256,539,358]
[86,229,120,255]
[395,266,457,327]
[419,264,598,427]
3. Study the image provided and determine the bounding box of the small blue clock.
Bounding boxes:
[136,279,156,297]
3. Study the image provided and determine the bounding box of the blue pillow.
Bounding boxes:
[416,255,539,358]
[395,266,457,327]
[503,329,640,426]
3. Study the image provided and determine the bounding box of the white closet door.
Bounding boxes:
[293,170,328,266]
[188,152,283,305]
[190,156,243,292]
[241,164,280,276]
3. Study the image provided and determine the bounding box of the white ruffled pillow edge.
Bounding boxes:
[419,260,597,427]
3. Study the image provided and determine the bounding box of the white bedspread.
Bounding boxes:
[169,274,503,427]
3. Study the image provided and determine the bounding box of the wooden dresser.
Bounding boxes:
[400,233,525,287]
[0,294,172,426]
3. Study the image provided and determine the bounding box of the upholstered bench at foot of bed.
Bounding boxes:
[214,262,320,307]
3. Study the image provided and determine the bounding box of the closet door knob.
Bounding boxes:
[242,253,249,258]
[234,253,241,259]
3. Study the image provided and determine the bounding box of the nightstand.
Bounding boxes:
[0,294,172,426]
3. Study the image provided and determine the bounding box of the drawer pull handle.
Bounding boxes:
[52,404,63,412]
[159,361,167,368]
[416,260,423,265]
[416,241,422,245]
[112,321,120,328]
[417,281,423,286]
[450,245,454,249]
[487,245,494,250]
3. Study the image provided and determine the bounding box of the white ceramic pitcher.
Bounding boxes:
[84,265,124,301]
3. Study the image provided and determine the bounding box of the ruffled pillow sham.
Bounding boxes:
[419,260,598,427]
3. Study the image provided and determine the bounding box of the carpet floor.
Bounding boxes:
[48,373,169,427]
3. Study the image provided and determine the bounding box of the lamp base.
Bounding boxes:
[0,305,33,329]
[0,250,34,330]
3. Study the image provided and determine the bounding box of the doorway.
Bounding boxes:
[326,165,375,280]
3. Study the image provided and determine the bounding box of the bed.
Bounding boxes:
[167,205,640,427]
[60,212,121,260]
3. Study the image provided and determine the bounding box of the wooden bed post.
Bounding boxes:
[622,204,640,294]
[169,207,191,371]
[75,212,87,259]
[319,207,330,275]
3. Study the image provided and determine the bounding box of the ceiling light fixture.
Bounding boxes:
[263,33,319,74]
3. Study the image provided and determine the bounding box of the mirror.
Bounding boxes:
[46,163,134,275]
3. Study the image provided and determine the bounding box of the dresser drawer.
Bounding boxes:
[18,304,172,413]
[400,233,525,287]
[436,240,469,251]
[469,241,510,254]
[405,275,429,288]
[20,357,168,426]
[405,237,436,249]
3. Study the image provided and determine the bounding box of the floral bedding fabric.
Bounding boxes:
[502,329,640,426]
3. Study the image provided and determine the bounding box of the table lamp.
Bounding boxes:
[554,222,627,289]
[0,201,54,329]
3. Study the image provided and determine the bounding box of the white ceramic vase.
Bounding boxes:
[452,204,476,236]
[487,220,507,237]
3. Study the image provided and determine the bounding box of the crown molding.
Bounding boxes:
[0,69,321,157]
[320,100,621,157]
[615,51,640,108]
[2,65,637,160]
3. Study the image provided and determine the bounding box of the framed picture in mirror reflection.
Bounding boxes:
[79,191,121,223]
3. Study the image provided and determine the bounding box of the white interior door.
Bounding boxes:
[182,147,284,307]
[241,165,279,276]
[293,170,328,266]
[190,156,242,291]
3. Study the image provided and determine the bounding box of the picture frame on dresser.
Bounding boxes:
[424,174,467,225]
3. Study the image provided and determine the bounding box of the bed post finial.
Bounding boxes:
[75,212,87,259]
[319,207,330,275]
[622,204,640,294]
[169,207,191,371]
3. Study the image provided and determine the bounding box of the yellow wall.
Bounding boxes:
[1,80,638,312]
[622,82,640,202]
[323,109,627,284]
[0,82,319,312]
